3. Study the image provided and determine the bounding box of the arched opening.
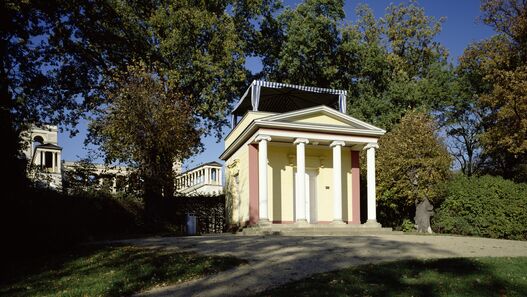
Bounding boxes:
[33,135,44,152]
[33,135,44,144]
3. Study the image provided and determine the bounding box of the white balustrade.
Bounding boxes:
[175,165,223,192]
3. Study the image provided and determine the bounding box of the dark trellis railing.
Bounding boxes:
[163,195,225,234]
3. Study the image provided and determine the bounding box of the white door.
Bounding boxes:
[307,171,317,224]
[295,170,317,224]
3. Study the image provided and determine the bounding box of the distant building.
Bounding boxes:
[22,125,223,195]
[22,125,63,189]
[175,162,224,196]
[61,161,133,194]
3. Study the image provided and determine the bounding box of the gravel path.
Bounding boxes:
[123,234,527,297]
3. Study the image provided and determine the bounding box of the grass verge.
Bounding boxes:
[259,257,527,297]
[1,245,245,297]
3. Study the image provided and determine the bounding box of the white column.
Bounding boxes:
[294,138,309,222]
[112,177,117,193]
[218,168,222,186]
[365,143,380,225]
[204,167,209,184]
[256,135,271,223]
[331,141,345,223]
[51,152,56,172]
[57,151,62,173]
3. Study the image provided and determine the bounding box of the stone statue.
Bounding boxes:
[414,198,434,233]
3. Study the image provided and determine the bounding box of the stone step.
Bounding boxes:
[239,225,403,236]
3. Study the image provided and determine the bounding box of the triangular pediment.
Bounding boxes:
[258,105,385,133]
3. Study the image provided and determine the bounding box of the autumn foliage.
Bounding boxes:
[376,111,451,227]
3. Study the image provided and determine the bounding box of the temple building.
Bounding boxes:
[221,81,386,228]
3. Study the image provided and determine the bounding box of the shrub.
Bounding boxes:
[432,175,527,240]
[377,110,451,227]
[401,219,415,232]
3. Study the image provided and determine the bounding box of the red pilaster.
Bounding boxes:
[350,150,361,224]
[248,143,259,225]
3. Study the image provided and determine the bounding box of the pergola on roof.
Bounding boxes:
[231,80,347,118]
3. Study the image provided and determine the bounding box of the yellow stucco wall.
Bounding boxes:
[225,112,275,148]
[225,142,250,224]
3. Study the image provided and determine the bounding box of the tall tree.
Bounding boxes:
[87,1,281,211]
[437,71,486,176]
[147,1,248,133]
[458,0,527,181]
[90,63,200,220]
[261,0,345,87]
[259,1,453,130]
[372,1,451,130]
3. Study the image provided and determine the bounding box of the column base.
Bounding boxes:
[257,219,271,227]
[294,219,309,226]
[331,219,346,225]
[363,220,382,228]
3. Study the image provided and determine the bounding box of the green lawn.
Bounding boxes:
[259,257,527,297]
[0,245,245,297]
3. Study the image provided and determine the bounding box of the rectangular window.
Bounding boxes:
[44,151,53,168]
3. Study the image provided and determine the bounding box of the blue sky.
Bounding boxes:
[58,0,495,171]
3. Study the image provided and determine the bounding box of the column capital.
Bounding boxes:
[330,140,346,148]
[255,135,271,142]
[364,143,379,150]
[293,138,309,145]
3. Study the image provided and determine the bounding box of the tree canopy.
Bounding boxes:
[258,0,453,130]
[2,0,279,195]
[90,63,201,218]
[458,0,527,181]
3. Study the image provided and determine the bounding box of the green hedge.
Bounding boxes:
[2,188,226,258]
[432,175,527,240]
[2,188,144,256]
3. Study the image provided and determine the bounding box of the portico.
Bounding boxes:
[221,81,386,228]
[248,128,381,226]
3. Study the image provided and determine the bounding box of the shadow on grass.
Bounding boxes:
[0,244,246,297]
[259,257,527,297]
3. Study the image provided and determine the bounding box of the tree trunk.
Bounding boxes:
[142,166,163,227]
